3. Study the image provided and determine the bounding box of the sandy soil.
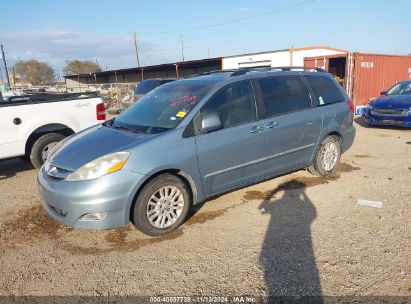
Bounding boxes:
[0,117,410,301]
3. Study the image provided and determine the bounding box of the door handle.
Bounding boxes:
[250,126,264,133]
[266,121,278,129]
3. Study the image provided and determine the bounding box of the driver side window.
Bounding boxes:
[200,81,257,131]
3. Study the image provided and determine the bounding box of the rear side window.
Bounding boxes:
[201,81,257,129]
[135,80,159,94]
[160,79,175,85]
[258,76,312,117]
[305,75,345,105]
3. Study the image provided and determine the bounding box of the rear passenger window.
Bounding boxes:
[305,76,345,105]
[258,76,312,117]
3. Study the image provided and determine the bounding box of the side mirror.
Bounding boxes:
[380,91,387,96]
[201,114,221,133]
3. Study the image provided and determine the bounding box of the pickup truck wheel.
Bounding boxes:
[308,135,341,176]
[30,133,66,169]
[133,174,190,236]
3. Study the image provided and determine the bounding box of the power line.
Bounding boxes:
[2,0,316,70]
[139,0,316,35]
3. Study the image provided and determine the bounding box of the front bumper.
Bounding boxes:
[37,166,146,229]
[365,109,411,127]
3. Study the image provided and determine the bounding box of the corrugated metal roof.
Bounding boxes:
[64,57,223,78]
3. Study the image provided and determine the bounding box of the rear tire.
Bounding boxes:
[132,174,190,236]
[29,133,66,169]
[308,135,341,176]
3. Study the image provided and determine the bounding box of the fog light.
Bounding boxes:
[79,212,107,221]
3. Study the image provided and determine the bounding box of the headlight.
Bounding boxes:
[66,151,130,181]
[367,104,374,111]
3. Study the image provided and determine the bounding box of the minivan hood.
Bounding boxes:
[50,125,153,171]
[371,95,411,108]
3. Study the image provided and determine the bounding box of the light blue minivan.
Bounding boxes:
[38,67,356,236]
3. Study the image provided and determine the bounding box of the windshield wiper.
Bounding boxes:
[102,118,115,127]
[112,124,141,133]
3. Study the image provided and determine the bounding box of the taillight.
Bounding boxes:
[96,103,106,120]
[346,99,355,113]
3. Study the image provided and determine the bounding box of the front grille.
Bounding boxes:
[375,119,405,125]
[46,163,73,179]
[371,108,409,117]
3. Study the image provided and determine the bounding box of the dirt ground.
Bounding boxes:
[0,117,410,301]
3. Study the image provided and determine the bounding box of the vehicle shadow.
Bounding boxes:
[0,158,34,180]
[354,116,370,128]
[259,180,322,301]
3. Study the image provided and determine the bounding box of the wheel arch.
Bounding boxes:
[128,168,199,221]
[25,123,75,156]
[309,130,342,166]
[325,131,343,150]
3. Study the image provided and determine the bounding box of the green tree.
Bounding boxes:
[13,60,55,86]
[64,60,102,75]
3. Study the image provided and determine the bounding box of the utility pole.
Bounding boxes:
[180,34,185,62]
[0,65,4,85]
[12,66,16,89]
[1,44,11,88]
[133,31,141,67]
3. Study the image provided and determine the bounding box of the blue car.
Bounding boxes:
[365,80,411,127]
[38,68,355,236]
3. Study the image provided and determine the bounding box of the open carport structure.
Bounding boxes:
[64,57,223,90]
[63,45,349,90]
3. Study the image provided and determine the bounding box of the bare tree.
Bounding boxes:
[64,60,102,75]
[13,60,55,86]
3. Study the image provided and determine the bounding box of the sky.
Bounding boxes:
[0,0,410,79]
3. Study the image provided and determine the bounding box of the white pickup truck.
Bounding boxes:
[0,92,106,168]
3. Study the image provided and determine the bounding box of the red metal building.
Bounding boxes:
[304,53,411,106]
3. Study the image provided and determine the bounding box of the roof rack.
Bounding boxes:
[185,69,237,79]
[230,66,326,77]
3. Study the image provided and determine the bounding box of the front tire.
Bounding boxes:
[308,135,341,176]
[132,174,190,236]
[29,133,66,169]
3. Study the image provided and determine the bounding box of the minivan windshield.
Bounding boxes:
[386,81,411,95]
[111,82,212,134]
[134,80,159,95]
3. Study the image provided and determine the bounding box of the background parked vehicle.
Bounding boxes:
[133,78,177,102]
[365,80,411,127]
[38,67,355,236]
[0,92,106,168]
